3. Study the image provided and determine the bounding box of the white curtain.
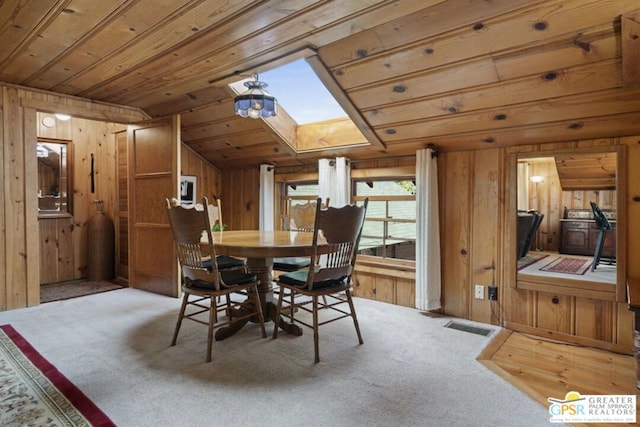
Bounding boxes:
[259,164,274,231]
[333,157,350,207]
[318,159,334,206]
[318,157,350,207]
[415,148,441,311]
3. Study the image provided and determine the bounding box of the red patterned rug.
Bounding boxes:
[539,257,591,275]
[0,324,115,426]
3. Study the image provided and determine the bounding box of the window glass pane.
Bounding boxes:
[355,179,415,261]
[388,200,415,219]
[388,221,415,241]
[286,183,318,196]
[363,200,387,218]
[355,180,415,196]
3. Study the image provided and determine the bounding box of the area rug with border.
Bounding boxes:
[0,324,115,426]
[517,253,549,271]
[539,257,591,275]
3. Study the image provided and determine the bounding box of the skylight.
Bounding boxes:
[258,58,347,124]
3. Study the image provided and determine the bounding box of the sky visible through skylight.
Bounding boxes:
[259,58,347,124]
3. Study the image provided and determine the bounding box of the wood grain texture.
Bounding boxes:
[478,330,638,426]
[622,9,640,87]
[1,1,639,170]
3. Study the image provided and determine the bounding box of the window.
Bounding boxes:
[279,181,318,229]
[353,179,416,260]
[37,138,73,217]
[259,59,347,124]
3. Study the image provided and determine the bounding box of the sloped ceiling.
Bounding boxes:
[555,152,617,190]
[2,0,640,170]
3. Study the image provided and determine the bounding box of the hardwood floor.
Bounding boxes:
[478,330,638,427]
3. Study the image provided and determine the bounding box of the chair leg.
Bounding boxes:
[206,295,215,363]
[272,287,285,339]
[171,291,189,346]
[313,295,320,363]
[346,290,364,345]
[591,230,605,272]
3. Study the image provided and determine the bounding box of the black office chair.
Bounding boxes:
[522,210,544,257]
[589,202,616,272]
[516,210,543,259]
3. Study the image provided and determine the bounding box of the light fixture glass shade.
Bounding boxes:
[529,175,544,183]
[234,79,277,118]
[55,113,71,121]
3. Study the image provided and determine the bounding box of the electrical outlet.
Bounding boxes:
[488,285,498,301]
[474,285,484,300]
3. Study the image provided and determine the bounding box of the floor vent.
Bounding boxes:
[444,321,493,337]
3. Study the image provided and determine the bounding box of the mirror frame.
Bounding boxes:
[507,144,627,303]
[37,137,73,218]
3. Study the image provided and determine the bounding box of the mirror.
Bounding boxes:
[513,146,625,301]
[37,138,72,217]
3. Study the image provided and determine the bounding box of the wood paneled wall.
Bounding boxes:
[180,144,223,208]
[37,113,122,284]
[36,116,223,286]
[0,84,148,310]
[437,138,637,353]
[522,157,616,252]
[220,168,260,231]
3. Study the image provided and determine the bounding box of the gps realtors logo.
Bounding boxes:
[548,391,636,423]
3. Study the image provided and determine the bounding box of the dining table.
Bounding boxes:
[210,229,325,340]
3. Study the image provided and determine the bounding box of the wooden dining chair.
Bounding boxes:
[166,197,266,362]
[272,198,368,363]
[273,198,331,272]
[172,197,246,271]
[272,199,318,272]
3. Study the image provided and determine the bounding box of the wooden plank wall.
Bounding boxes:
[436,138,637,353]
[522,157,616,252]
[220,168,260,231]
[0,83,148,310]
[180,144,223,208]
[37,113,121,283]
[34,116,222,286]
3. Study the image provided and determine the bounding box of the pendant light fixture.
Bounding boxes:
[234,74,277,119]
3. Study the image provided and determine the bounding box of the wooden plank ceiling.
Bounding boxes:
[2,0,640,171]
[555,152,617,190]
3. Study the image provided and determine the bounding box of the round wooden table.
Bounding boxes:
[211,230,323,339]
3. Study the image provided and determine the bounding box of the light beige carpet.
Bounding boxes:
[0,288,560,427]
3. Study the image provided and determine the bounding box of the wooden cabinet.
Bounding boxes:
[560,220,615,257]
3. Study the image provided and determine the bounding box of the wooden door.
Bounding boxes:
[116,131,129,280]
[128,116,180,296]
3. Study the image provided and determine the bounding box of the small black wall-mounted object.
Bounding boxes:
[90,153,95,193]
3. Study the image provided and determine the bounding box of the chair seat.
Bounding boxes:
[187,270,257,290]
[216,255,246,269]
[278,268,347,289]
[273,257,311,272]
[202,255,246,270]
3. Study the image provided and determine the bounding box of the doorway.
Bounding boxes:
[511,146,626,303]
